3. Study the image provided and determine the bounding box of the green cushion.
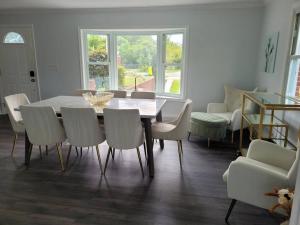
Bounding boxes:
[190,112,227,140]
[191,112,227,127]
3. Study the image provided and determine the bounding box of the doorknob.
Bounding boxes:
[29,70,35,77]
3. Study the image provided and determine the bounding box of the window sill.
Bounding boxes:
[156,95,186,102]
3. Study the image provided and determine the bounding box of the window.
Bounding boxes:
[81,29,186,97]
[3,32,25,44]
[286,14,300,97]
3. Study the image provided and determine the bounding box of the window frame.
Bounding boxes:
[79,28,188,98]
[285,11,300,97]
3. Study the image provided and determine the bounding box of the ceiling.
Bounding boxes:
[0,0,264,9]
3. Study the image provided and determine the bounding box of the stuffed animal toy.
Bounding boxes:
[265,188,294,219]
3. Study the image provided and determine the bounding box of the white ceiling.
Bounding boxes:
[0,0,264,9]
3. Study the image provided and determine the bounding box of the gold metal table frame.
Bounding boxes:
[239,92,300,154]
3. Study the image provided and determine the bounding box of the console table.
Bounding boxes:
[239,92,300,154]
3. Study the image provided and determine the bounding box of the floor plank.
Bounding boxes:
[0,115,283,225]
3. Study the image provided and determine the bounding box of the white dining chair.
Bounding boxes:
[108,90,127,98]
[151,99,192,167]
[103,108,145,177]
[61,107,106,173]
[20,105,66,171]
[4,93,30,156]
[131,91,155,99]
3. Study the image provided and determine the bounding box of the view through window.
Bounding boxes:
[286,14,300,97]
[81,29,186,97]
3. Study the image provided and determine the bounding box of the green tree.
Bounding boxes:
[166,37,182,65]
[117,36,157,70]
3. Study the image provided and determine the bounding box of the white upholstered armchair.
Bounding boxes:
[223,139,299,222]
[207,86,256,143]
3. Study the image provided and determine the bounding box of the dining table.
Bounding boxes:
[22,96,166,178]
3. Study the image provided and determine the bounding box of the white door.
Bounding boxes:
[0,26,40,114]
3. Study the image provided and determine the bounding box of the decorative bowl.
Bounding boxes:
[85,91,114,106]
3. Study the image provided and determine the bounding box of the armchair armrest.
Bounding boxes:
[230,108,242,131]
[247,140,296,171]
[207,103,227,113]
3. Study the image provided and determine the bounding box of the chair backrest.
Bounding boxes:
[20,105,66,145]
[4,93,30,133]
[172,99,193,139]
[103,108,143,149]
[61,107,105,147]
[75,89,97,96]
[131,91,155,99]
[108,90,127,98]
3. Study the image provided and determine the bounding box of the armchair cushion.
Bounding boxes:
[207,103,227,113]
[247,140,296,171]
[224,85,258,112]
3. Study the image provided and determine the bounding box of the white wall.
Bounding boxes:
[0,4,263,117]
[255,0,300,143]
[255,0,294,93]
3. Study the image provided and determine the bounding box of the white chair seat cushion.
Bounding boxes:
[152,122,176,140]
[14,121,25,133]
[152,122,176,133]
[223,157,289,183]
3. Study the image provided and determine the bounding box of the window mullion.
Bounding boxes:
[157,32,165,94]
[113,33,118,90]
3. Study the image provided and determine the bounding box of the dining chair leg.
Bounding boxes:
[231,131,234,144]
[177,141,182,168]
[104,147,112,175]
[75,146,79,156]
[56,143,65,171]
[179,140,183,155]
[39,145,43,160]
[112,148,115,160]
[96,145,103,174]
[80,147,83,157]
[45,145,48,155]
[28,143,33,164]
[136,147,144,177]
[11,133,18,156]
[143,142,147,160]
[66,145,72,167]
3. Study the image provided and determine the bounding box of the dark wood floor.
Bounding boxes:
[0,115,282,225]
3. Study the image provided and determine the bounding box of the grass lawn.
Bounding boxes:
[121,75,152,88]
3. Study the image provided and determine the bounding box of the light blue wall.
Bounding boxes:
[0,4,264,118]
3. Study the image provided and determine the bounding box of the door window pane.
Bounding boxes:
[88,65,109,91]
[164,66,181,94]
[87,34,108,62]
[117,35,157,92]
[3,32,25,44]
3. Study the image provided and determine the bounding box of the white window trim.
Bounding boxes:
[284,6,300,97]
[78,28,188,99]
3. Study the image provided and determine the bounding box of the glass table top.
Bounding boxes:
[246,92,300,107]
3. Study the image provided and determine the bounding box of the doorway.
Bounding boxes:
[0,25,40,114]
